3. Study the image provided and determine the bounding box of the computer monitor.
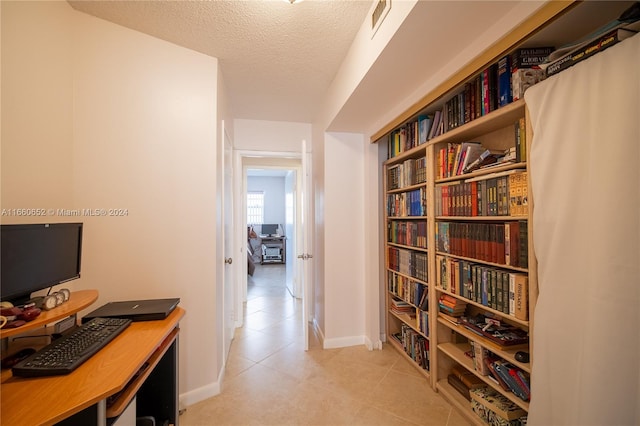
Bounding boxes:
[260,224,278,236]
[1,223,83,305]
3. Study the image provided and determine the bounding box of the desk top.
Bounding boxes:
[0,306,185,426]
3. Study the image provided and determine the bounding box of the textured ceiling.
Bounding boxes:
[68,0,372,124]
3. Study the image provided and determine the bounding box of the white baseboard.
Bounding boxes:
[323,334,366,349]
[179,366,223,410]
[364,335,383,350]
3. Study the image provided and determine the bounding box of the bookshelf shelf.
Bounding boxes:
[387,242,428,253]
[436,379,485,426]
[437,318,530,372]
[387,215,428,220]
[435,161,527,185]
[436,287,530,328]
[438,342,530,411]
[434,251,528,273]
[426,100,525,148]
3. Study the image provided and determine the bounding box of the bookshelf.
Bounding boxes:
[384,140,430,378]
[379,2,637,424]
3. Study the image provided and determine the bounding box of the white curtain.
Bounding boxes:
[525,33,640,425]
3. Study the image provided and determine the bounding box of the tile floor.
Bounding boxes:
[179,264,471,426]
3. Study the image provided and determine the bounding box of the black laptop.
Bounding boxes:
[82,298,180,323]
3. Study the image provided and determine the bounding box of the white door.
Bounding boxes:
[299,140,313,351]
[222,124,235,361]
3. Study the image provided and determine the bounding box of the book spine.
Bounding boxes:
[514,274,529,320]
[546,29,633,77]
[510,47,554,70]
[498,55,512,107]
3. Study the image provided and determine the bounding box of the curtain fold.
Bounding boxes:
[525,33,640,425]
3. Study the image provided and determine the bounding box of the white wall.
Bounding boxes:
[1,1,74,222]
[2,1,222,407]
[234,119,312,152]
[247,176,286,230]
[322,132,365,348]
[72,10,220,405]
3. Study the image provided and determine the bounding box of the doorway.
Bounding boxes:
[234,153,306,335]
[246,167,297,298]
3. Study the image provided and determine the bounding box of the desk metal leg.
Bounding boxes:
[97,400,107,426]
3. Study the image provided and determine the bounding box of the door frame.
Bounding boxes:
[233,150,306,328]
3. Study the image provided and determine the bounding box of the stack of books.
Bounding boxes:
[390,297,414,318]
[438,294,467,317]
[541,3,640,77]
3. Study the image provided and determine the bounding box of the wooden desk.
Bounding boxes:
[1,293,185,426]
[260,235,286,264]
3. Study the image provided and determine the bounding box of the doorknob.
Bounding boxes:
[297,254,313,260]
[225,257,233,264]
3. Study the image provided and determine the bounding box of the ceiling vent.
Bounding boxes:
[371,0,391,38]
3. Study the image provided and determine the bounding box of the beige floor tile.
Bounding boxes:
[181,264,471,426]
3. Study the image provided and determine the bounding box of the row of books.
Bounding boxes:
[435,170,528,217]
[435,220,529,268]
[437,47,550,136]
[387,44,547,161]
[386,188,427,217]
[436,256,529,320]
[392,324,430,371]
[387,109,449,159]
[387,247,428,282]
[387,118,427,158]
[387,272,429,311]
[386,157,427,190]
[387,220,428,249]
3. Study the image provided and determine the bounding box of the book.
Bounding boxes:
[512,67,545,101]
[513,274,529,321]
[462,149,501,174]
[546,24,639,76]
[510,46,554,70]
[418,114,432,144]
[451,364,485,389]
[504,221,520,266]
[497,55,512,107]
[447,373,472,401]
[541,3,640,76]
[470,340,489,375]
[493,361,529,401]
[484,356,510,391]
[509,368,531,400]
[458,143,485,176]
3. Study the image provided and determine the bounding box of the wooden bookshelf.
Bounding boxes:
[379,2,635,423]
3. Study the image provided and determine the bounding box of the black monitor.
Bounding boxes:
[261,224,278,236]
[1,223,83,305]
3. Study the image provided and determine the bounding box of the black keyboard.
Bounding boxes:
[12,317,132,377]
